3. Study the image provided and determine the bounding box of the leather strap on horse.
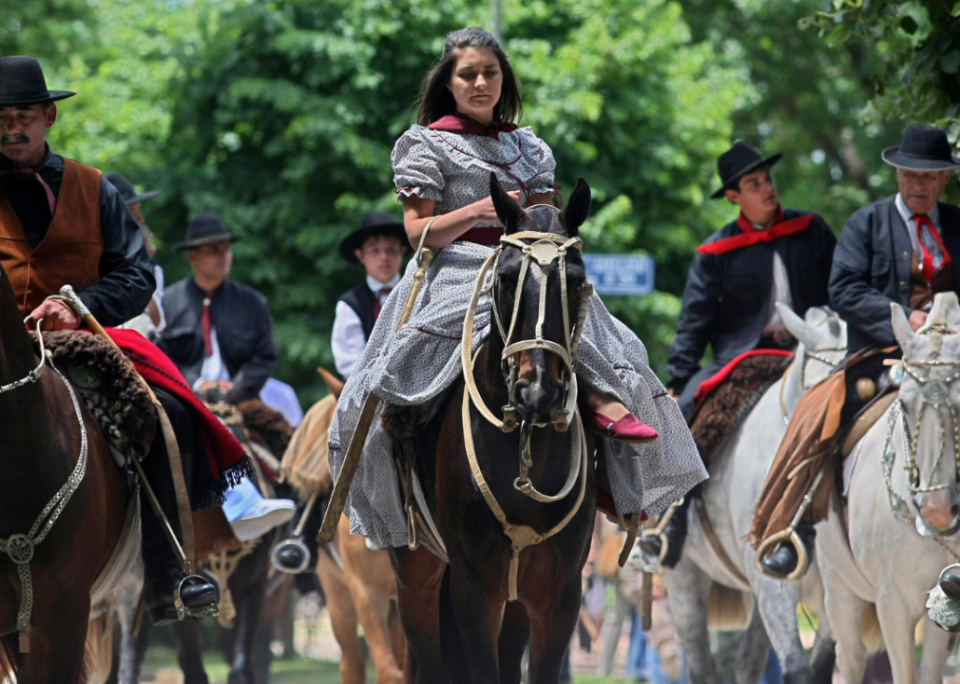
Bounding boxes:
[318,217,439,543]
[693,497,750,588]
[461,385,588,601]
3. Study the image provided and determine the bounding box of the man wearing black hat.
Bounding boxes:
[0,56,226,626]
[643,142,836,567]
[106,171,165,333]
[158,214,295,542]
[753,124,960,579]
[332,212,409,378]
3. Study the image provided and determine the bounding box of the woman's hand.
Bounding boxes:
[468,190,521,224]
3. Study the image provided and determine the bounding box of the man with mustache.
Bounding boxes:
[752,124,960,579]
[0,55,235,626]
[642,142,836,568]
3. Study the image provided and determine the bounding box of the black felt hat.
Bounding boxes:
[0,56,75,106]
[339,212,411,263]
[174,213,241,251]
[710,141,782,199]
[104,172,160,206]
[882,124,960,171]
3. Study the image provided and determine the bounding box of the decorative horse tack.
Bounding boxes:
[460,220,591,600]
[0,321,89,653]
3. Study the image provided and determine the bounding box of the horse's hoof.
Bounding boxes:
[941,573,960,601]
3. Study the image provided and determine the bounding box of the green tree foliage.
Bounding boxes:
[3,0,920,406]
[804,0,960,134]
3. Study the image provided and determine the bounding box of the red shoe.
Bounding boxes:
[587,410,659,444]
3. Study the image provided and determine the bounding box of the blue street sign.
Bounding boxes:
[582,254,655,296]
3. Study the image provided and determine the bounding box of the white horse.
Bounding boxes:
[663,304,846,684]
[817,293,960,684]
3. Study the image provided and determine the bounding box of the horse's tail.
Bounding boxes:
[860,602,885,652]
[706,583,754,631]
[439,565,470,676]
[0,633,22,681]
[84,611,115,683]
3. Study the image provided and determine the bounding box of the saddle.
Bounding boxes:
[689,352,795,464]
[32,330,157,459]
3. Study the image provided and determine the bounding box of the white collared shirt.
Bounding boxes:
[332,273,401,379]
[748,218,793,334]
[194,325,231,391]
[895,193,945,278]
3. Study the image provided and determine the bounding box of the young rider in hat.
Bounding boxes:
[158,213,295,542]
[105,171,165,333]
[332,212,410,378]
[644,142,836,567]
[751,124,960,579]
[0,55,241,625]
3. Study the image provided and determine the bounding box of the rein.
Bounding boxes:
[778,345,845,426]
[460,219,591,600]
[0,321,89,653]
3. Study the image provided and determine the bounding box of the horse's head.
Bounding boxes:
[893,293,960,535]
[778,303,847,389]
[489,172,592,429]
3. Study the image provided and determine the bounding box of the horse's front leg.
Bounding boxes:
[751,575,813,684]
[390,545,450,684]
[227,591,264,684]
[663,555,719,684]
[21,591,90,684]
[170,619,210,684]
[524,577,580,684]
[498,601,530,684]
[918,616,953,684]
[447,560,506,682]
[734,602,773,684]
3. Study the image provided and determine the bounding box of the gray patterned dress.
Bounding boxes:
[328,124,706,547]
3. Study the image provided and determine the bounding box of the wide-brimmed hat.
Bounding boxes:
[882,124,960,171]
[174,213,241,251]
[0,56,75,107]
[711,141,782,199]
[339,212,411,263]
[104,172,159,206]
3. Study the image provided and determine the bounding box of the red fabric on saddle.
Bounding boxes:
[693,349,794,410]
[104,328,247,480]
[697,209,815,256]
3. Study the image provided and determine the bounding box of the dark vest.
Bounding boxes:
[339,283,377,341]
[0,158,103,317]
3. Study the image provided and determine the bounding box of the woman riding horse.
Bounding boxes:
[327,26,705,681]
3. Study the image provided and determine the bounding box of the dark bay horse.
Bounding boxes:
[0,263,127,682]
[389,175,597,683]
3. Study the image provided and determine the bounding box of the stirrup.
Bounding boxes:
[754,527,809,583]
[271,538,311,574]
[637,497,683,572]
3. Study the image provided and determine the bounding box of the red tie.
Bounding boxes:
[201,298,213,356]
[0,167,57,216]
[915,214,952,286]
[373,287,392,321]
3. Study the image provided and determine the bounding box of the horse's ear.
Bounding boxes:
[778,303,810,347]
[891,303,914,349]
[489,172,525,235]
[561,178,591,236]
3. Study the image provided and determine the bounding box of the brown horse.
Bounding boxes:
[388,175,597,683]
[0,263,127,682]
[283,385,408,684]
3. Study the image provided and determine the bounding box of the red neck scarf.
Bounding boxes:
[427,113,518,141]
[697,206,815,256]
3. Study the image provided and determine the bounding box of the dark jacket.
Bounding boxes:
[0,146,154,325]
[157,277,277,401]
[829,196,960,352]
[668,209,836,397]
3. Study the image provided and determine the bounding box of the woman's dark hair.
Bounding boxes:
[416,27,523,127]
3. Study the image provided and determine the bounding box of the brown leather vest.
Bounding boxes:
[909,253,955,311]
[0,158,103,317]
